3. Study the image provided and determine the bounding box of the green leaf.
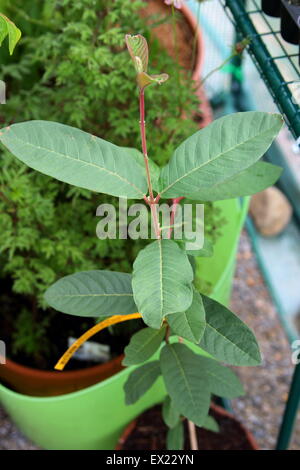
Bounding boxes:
[44,270,137,317]
[166,421,184,451]
[159,112,283,198]
[132,239,194,329]
[125,34,149,73]
[137,72,169,89]
[200,295,262,366]
[201,357,244,399]
[189,161,282,201]
[160,343,211,426]
[124,147,160,192]
[123,325,166,366]
[124,361,161,405]
[203,415,219,433]
[0,14,21,55]
[186,238,214,258]
[0,121,147,198]
[167,289,206,343]
[125,34,169,89]
[162,396,181,429]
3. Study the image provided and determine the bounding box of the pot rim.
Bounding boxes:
[115,402,259,451]
[1,355,124,379]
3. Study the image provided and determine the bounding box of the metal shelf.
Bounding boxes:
[221,0,300,140]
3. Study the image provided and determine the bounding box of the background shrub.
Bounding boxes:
[0,0,222,364]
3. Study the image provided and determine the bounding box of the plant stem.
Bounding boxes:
[139,88,161,239]
[188,420,199,450]
[200,48,243,86]
[165,325,171,343]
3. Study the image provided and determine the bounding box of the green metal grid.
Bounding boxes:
[219,0,300,451]
[221,0,300,140]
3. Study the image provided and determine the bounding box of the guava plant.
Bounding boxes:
[0,35,283,450]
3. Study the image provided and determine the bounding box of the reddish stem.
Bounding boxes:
[139,88,161,239]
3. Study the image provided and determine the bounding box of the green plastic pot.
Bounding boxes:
[0,197,249,450]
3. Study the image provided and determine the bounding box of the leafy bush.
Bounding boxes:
[0,0,223,363]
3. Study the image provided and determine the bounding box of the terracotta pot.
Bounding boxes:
[181,1,212,128]
[116,403,259,451]
[0,355,124,397]
[142,0,212,127]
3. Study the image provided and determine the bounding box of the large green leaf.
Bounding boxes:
[124,147,160,192]
[167,289,206,343]
[159,112,283,198]
[166,422,184,451]
[123,325,166,366]
[44,270,137,317]
[0,121,148,198]
[162,396,181,429]
[200,295,261,366]
[189,161,282,201]
[200,356,244,399]
[132,239,194,329]
[160,343,211,426]
[0,14,21,55]
[124,361,161,405]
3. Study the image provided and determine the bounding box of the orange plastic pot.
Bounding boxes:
[0,356,124,397]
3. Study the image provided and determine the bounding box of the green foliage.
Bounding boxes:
[167,289,206,343]
[159,343,211,426]
[132,239,194,328]
[200,295,262,366]
[189,161,283,202]
[12,308,51,358]
[160,343,243,426]
[159,112,283,199]
[162,396,181,429]
[203,415,219,433]
[124,360,161,405]
[125,34,169,89]
[0,13,21,54]
[0,0,203,360]
[44,271,137,318]
[166,421,184,451]
[185,238,214,258]
[1,25,283,442]
[0,120,148,199]
[0,0,199,165]
[123,325,166,366]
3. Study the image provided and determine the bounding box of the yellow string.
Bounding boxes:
[54,312,142,371]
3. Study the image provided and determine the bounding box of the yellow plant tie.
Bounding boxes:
[54,312,142,371]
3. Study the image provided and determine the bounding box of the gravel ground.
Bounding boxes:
[0,230,299,450]
[231,231,300,450]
